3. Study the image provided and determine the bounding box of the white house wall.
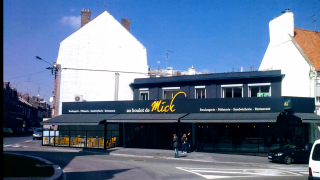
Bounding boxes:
[259,12,313,97]
[56,11,148,115]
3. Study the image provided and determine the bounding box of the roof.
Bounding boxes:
[131,70,283,85]
[294,28,320,70]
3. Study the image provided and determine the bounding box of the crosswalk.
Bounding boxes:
[3,144,24,148]
[176,166,308,179]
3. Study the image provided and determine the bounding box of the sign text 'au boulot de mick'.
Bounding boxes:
[66,91,273,114]
[127,92,187,113]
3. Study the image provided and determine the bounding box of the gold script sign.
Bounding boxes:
[151,91,187,112]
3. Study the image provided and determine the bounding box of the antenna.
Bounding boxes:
[166,50,173,69]
[38,84,40,97]
[311,14,316,31]
[157,61,160,69]
[27,77,30,94]
[104,0,107,10]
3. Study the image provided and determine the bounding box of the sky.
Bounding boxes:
[3,0,320,105]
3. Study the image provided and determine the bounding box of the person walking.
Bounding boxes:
[173,134,179,158]
[181,134,187,154]
[187,132,192,153]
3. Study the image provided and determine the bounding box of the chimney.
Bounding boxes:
[81,9,91,27]
[269,10,294,44]
[121,18,131,32]
[241,67,243,72]
[188,65,196,75]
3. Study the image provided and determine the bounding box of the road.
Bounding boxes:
[3,134,310,180]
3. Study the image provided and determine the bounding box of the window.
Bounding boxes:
[139,88,149,100]
[248,83,271,97]
[162,87,180,99]
[140,91,149,100]
[316,97,320,104]
[195,86,206,99]
[222,84,243,98]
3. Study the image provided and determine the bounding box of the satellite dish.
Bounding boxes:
[49,97,53,102]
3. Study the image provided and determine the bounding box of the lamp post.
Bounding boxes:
[35,56,57,75]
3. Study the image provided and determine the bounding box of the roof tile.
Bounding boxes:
[294,28,320,70]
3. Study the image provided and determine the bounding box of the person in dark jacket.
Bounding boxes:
[173,134,179,158]
[187,132,192,153]
[181,134,187,154]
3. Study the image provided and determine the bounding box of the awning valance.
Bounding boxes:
[107,113,188,123]
[293,113,320,123]
[40,114,118,125]
[180,113,280,123]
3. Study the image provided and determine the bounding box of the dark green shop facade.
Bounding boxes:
[41,96,320,153]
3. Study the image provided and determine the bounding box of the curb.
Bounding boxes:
[3,152,63,180]
[109,152,215,163]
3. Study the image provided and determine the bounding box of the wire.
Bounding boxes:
[4,70,49,80]
[62,68,149,75]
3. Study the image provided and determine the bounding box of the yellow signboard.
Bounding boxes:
[151,91,187,112]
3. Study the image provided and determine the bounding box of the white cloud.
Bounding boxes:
[201,69,210,73]
[60,16,81,29]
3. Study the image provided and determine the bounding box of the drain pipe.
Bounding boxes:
[114,73,120,101]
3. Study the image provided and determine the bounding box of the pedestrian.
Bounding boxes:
[173,134,179,158]
[181,134,187,154]
[187,132,192,153]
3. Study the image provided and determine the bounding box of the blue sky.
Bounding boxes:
[3,0,320,104]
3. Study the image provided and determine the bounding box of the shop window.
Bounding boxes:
[140,91,149,100]
[248,83,271,97]
[222,85,243,98]
[162,87,180,99]
[195,86,206,99]
[316,97,320,104]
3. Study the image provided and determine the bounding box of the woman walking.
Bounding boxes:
[181,134,187,154]
[173,134,179,158]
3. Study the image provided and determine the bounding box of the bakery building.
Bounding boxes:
[41,70,320,153]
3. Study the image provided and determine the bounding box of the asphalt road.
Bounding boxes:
[3,134,310,180]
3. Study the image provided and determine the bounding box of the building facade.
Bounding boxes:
[258,10,320,141]
[3,82,52,132]
[42,70,320,152]
[53,9,149,117]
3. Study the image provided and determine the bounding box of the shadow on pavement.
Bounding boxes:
[65,169,132,180]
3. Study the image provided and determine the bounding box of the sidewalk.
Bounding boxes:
[41,145,269,164]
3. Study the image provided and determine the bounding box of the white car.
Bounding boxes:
[33,129,43,140]
[309,139,320,180]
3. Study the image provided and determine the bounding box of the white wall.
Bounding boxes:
[259,12,313,97]
[56,11,148,115]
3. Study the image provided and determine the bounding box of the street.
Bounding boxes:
[3,134,310,180]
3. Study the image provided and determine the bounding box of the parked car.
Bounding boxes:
[268,143,313,164]
[3,128,13,136]
[15,127,25,134]
[33,128,43,140]
[309,139,320,180]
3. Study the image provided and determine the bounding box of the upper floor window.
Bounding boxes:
[163,87,180,99]
[248,83,271,97]
[195,86,206,99]
[222,84,243,98]
[139,88,149,100]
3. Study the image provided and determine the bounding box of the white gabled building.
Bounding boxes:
[53,9,148,116]
[259,9,320,141]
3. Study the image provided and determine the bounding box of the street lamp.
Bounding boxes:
[35,56,57,75]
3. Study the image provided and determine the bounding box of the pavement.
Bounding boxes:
[4,144,270,180]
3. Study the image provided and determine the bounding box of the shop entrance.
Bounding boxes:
[125,123,178,149]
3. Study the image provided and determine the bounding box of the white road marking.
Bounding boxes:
[177,167,307,179]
